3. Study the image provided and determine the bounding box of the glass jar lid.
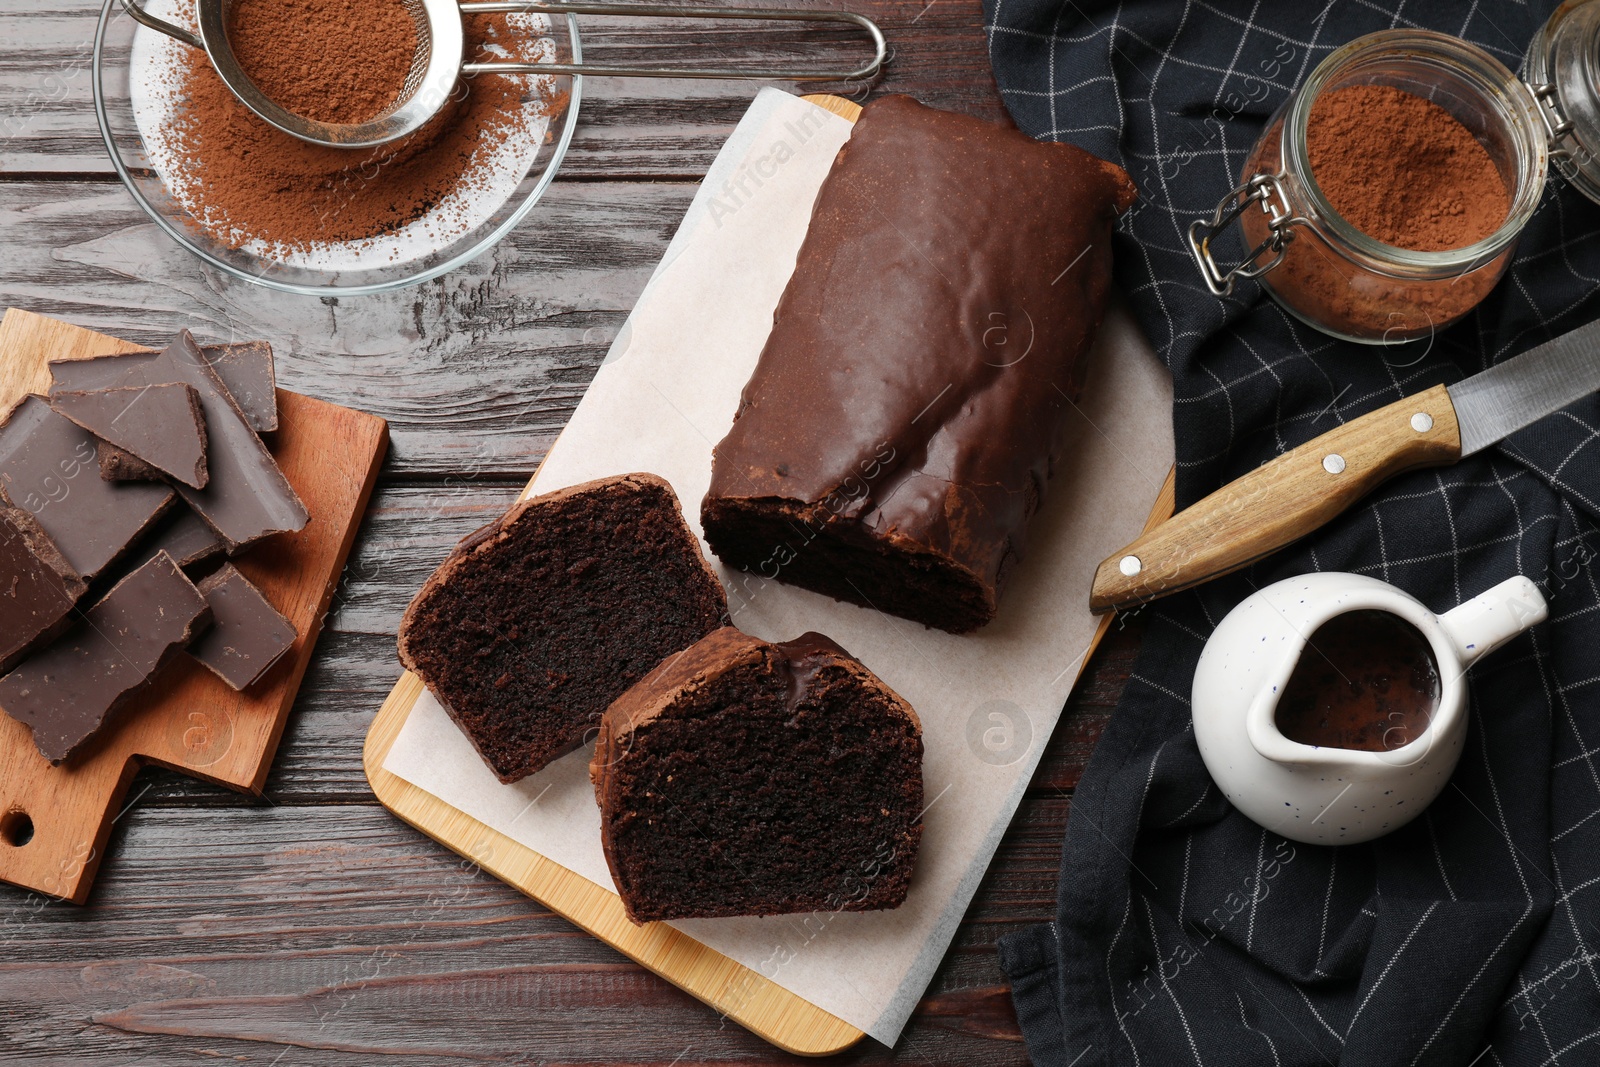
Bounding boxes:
[1526,0,1600,205]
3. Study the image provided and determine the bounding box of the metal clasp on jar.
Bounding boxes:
[1188,174,1302,296]
[1527,81,1588,178]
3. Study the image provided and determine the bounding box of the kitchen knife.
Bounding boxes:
[1089,317,1600,614]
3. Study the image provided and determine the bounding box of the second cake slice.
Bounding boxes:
[593,626,924,924]
[398,473,728,782]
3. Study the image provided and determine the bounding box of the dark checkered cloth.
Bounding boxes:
[982,2,1600,1065]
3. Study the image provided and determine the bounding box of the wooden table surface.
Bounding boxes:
[0,2,1145,1061]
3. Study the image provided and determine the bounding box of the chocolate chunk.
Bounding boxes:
[0,395,173,578]
[48,332,308,552]
[53,384,209,489]
[0,496,87,674]
[0,551,211,763]
[97,440,165,482]
[123,506,226,572]
[201,340,278,433]
[51,340,277,434]
[187,564,297,690]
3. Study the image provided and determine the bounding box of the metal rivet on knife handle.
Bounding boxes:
[1087,383,1463,615]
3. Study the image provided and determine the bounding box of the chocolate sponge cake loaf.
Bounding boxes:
[398,473,728,783]
[592,626,923,924]
[702,95,1136,633]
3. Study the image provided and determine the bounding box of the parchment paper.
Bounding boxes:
[383,88,1174,1046]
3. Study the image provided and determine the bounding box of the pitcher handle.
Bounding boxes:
[1438,576,1548,668]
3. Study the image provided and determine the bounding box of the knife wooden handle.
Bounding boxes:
[1089,383,1462,614]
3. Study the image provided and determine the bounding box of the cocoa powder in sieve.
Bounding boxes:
[160,12,564,256]
[227,0,418,125]
[1307,84,1509,252]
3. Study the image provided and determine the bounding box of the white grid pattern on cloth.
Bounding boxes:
[982,1,1600,1065]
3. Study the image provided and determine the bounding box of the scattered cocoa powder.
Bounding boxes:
[159,12,564,257]
[1307,84,1509,251]
[227,0,418,125]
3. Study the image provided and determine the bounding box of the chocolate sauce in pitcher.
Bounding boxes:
[1274,610,1441,752]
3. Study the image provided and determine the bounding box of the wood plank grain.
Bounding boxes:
[0,178,691,476]
[0,0,1002,179]
[0,801,1058,1063]
[0,306,140,405]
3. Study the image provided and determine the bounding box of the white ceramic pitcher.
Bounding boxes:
[1192,572,1547,846]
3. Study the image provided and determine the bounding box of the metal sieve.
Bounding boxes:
[120,0,886,149]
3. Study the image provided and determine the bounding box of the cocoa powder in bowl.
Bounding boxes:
[157,11,564,258]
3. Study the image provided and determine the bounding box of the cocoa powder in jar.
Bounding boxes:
[1239,83,1514,341]
[1308,85,1509,252]
[160,12,564,257]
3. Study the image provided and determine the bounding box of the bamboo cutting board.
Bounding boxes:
[0,309,388,903]
[364,90,1176,1060]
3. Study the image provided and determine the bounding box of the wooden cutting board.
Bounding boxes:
[365,94,1176,1057]
[0,308,388,904]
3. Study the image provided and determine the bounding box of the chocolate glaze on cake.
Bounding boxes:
[398,473,728,783]
[702,94,1136,633]
[593,626,924,925]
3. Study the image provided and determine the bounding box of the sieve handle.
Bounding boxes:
[117,0,203,49]
[457,2,886,81]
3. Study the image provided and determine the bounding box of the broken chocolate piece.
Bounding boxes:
[0,395,173,578]
[0,495,87,674]
[123,506,226,572]
[200,341,277,433]
[47,332,308,552]
[97,440,164,482]
[53,383,209,490]
[51,340,277,434]
[187,564,297,690]
[0,551,211,763]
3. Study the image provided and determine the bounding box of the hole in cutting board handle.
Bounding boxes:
[1,809,34,847]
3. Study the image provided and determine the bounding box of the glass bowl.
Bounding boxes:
[91,0,582,296]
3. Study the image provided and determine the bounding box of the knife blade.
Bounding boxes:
[1089,317,1600,615]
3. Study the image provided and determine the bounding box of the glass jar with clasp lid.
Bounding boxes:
[1188,2,1600,344]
